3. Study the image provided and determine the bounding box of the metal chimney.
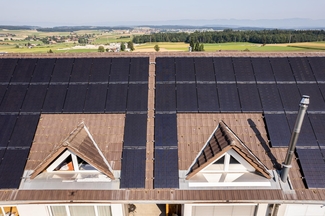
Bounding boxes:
[281,95,309,183]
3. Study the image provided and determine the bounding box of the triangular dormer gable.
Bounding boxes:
[186,121,271,180]
[30,122,115,179]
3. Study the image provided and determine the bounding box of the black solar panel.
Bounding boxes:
[129,57,149,82]
[296,149,325,188]
[0,58,17,83]
[89,58,111,82]
[30,58,55,83]
[237,83,262,111]
[269,58,295,82]
[154,149,179,188]
[8,114,39,148]
[127,84,148,112]
[155,84,176,112]
[264,114,291,147]
[0,149,4,161]
[0,115,17,148]
[11,59,37,83]
[258,84,283,111]
[110,58,130,82]
[233,57,255,82]
[70,58,92,82]
[286,113,317,147]
[63,84,88,113]
[213,57,236,82]
[277,84,301,111]
[156,57,175,82]
[217,83,241,111]
[175,57,195,82]
[197,83,219,112]
[83,83,108,113]
[42,84,68,113]
[289,57,315,82]
[105,84,128,112]
[251,57,275,82]
[50,58,74,83]
[195,57,216,81]
[308,114,325,147]
[0,85,7,104]
[155,114,177,147]
[308,57,325,81]
[123,114,147,147]
[297,84,325,111]
[120,149,146,188]
[0,149,30,189]
[0,84,28,112]
[20,85,48,112]
[176,83,198,112]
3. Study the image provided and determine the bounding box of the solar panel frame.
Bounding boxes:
[129,57,149,82]
[213,57,236,82]
[42,84,68,113]
[83,83,108,113]
[30,58,55,83]
[69,58,92,83]
[62,84,88,113]
[127,84,148,112]
[89,58,111,82]
[175,57,195,82]
[269,58,295,82]
[10,59,37,83]
[308,57,325,81]
[217,83,241,112]
[176,83,198,112]
[155,57,175,82]
[0,149,30,189]
[264,113,291,147]
[289,57,315,82]
[197,83,219,112]
[50,58,74,83]
[232,57,256,82]
[154,149,179,188]
[258,84,283,111]
[251,57,275,82]
[277,84,301,111]
[0,58,17,83]
[110,58,130,82]
[20,84,48,113]
[297,84,325,111]
[123,114,147,147]
[120,149,146,188]
[0,84,28,112]
[155,84,176,112]
[8,114,39,148]
[155,114,178,147]
[194,57,216,82]
[105,84,128,113]
[0,115,17,148]
[237,83,262,111]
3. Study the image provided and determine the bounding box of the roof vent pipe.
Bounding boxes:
[281,95,309,183]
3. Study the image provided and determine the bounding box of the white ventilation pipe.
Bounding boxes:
[281,95,309,183]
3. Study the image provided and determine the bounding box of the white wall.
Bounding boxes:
[280,204,325,216]
[111,204,125,216]
[17,204,50,216]
[184,204,257,216]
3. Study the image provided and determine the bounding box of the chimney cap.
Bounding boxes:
[300,95,310,105]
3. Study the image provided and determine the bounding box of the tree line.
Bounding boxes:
[132,29,325,44]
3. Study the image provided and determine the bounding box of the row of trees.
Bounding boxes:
[132,29,325,44]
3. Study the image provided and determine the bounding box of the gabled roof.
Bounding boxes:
[186,121,271,180]
[30,122,115,179]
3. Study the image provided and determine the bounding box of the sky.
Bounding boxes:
[1,0,325,26]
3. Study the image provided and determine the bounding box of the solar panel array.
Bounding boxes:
[0,57,149,189]
[155,56,325,189]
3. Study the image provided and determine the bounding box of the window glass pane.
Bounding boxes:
[69,206,95,216]
[97,206,112,216]
[0,207,4,216]
[51,206,67,216]
[3,207,19,216]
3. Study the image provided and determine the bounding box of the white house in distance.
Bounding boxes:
[0,52,325,216]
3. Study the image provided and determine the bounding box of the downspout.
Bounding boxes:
[280,95,309,183]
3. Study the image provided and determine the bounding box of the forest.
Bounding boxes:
[132,29,325,44]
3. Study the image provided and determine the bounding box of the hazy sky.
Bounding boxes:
[1,0,324,26]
